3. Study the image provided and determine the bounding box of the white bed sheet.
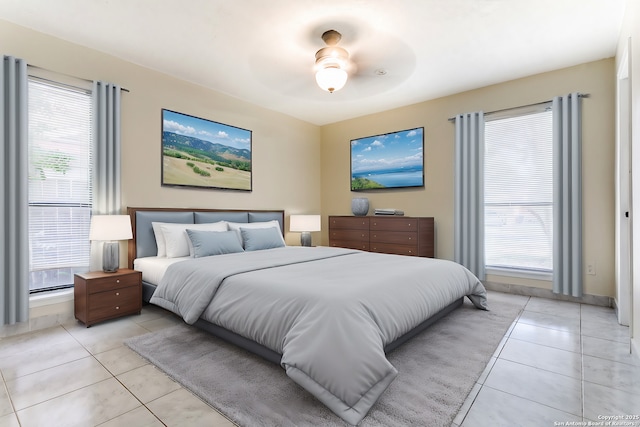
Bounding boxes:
[133,256,189,285]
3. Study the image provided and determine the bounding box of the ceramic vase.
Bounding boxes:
[351,197,369,216]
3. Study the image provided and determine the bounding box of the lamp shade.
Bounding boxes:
[89,215,133,241]
[289,215,321,232]
[315,67,347,93]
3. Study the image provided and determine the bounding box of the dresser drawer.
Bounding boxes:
[329,216,370,230]
[370,242,419,256]
[330,229,369,242]
[370,217,418,231]
[330,241,370,251]
[88,286,141,320]
[87,273,140,294]
[370,230,418,245]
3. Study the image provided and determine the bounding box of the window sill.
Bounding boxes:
[486,267,552,282]
[29,288,74,308]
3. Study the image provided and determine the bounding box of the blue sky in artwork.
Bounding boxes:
[351,128,423,174]
[163,110,251,151]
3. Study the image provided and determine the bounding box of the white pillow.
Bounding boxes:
[227,220,285,248]
[151,222,171,257]
[159,221,228,258]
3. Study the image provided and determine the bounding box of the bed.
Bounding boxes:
[127,207,487,425]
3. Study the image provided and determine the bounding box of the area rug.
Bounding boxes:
[125,297,524,426]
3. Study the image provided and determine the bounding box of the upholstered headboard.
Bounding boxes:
[126,207,285,269]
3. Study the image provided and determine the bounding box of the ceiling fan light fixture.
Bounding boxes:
[315,66,348,93]
[314,30,349,93]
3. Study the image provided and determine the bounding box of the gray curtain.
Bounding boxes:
[1,56,29,325]
[90,81,122,271]
[92,81,122,215]
[552,93,582,297]
[454,112,486,280]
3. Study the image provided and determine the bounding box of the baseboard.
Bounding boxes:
[483,281,612,307]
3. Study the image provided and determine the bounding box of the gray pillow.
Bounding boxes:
[240,227,286,251]
[186,229,244,257]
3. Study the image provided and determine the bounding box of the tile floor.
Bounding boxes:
[0,291,638,427]
[454,291,640,427]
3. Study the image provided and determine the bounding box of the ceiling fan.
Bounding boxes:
[314,29,350,93]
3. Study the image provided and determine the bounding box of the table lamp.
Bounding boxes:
[289,215,321,247]
[89,215,133,273]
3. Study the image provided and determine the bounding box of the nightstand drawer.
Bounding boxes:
[88,286,140,320]
[87,273,140,293]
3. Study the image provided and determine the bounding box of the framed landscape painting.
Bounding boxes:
[350,127,424,191]
[161,109,252,191]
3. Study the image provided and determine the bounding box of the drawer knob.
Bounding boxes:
[115,292,120,296]
[116,279,120,283]
[115,306,120,310]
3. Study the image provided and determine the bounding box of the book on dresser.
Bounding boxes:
[328,215,434,257]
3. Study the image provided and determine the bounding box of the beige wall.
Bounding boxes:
[321,59,616,298]
[0,19,322,246]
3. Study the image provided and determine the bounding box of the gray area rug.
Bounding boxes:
[125,297,524,426]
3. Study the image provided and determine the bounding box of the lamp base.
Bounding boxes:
[102,241,119,273]
[300,232,312,247]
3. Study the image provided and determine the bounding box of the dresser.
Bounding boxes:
[329,216,434,257]
[74,269,142,327]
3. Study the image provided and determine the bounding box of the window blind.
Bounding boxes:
[484,107,553,272]
[28,78,93,291]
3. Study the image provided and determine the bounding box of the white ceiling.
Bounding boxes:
[0,0,628,125]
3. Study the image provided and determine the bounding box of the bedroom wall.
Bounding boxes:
[0,19,322,247]
[320,58,616,299]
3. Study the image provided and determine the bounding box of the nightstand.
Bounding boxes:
[74,268,142,327]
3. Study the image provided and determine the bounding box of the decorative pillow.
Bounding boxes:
[240,227,286,251]
[160,221,228,258]
[227,220,285,247]
[186,229,244,258]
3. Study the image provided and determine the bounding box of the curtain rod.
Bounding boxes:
[447,93,589,122]
[28,64,130,93]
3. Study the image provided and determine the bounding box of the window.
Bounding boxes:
[484,106,553,274]
[28,78,93,293]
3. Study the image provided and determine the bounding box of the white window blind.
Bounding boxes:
[484,107,553,273]
[28,78,93,292]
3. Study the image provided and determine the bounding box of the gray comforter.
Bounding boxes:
[150,246,487,425]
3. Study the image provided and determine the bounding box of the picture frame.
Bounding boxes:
[350,127,424,191]
[161,109,252,191]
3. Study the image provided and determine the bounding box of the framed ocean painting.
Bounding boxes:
[161,109,252,191]
[350,127,424,191]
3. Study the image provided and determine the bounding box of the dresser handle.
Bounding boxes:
[115,306,120,310]
[115,292,120,296]
[116,279,120,283]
